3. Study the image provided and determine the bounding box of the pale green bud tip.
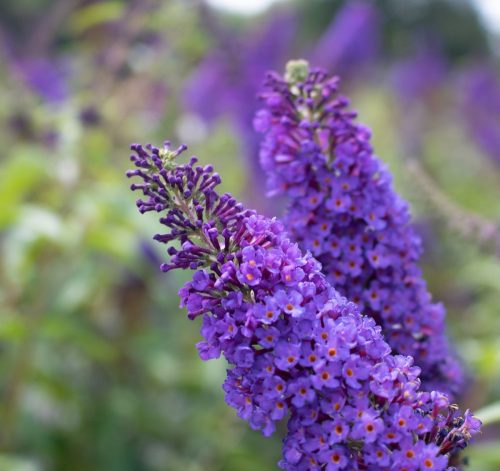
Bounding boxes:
[159,147,178,170]
[285,59,309,84]
[159,147,174,159]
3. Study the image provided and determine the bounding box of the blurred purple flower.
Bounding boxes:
[183,53,229,124]
[1,28,69,104]
[459,64,500,166]
[310,0,380,77]
[138,239,163,268]
[15,57,69,104]
[184,12,296,124]
[391,44,448,104]
[183,12,296,207]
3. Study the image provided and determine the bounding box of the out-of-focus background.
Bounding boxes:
[0,0,499,469]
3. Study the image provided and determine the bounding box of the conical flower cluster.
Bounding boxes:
[128,141,479,470]
[255,61,462,395]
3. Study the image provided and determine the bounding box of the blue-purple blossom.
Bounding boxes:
[255,60,464,396]
[127,141,480,470]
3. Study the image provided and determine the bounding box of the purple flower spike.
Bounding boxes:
[128,141,479,470]
[255,60,464,396]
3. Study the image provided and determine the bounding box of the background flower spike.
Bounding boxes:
[255,60,463,396]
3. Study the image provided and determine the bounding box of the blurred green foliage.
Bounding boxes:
[0,0,499,470]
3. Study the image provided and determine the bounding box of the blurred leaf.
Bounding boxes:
[39,317,116,362]
[0,455,39,471]
[463,339,500,378]
[0,313,27,341]
[458,258,500,292]
[69,1,124,34]
[85,225,135,260]
[0,148,48,227]
[191,120,244,197]
[476,401,500,426]
[467,442,500,469]
[2,206,65,284]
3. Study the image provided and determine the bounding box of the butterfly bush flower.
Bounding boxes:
[127,141,479,470]
[255,60,463,396]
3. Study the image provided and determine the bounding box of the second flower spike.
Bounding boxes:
[255,60,463,396]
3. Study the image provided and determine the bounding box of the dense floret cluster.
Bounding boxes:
[255,61,462,395]
[127,142,479,470]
